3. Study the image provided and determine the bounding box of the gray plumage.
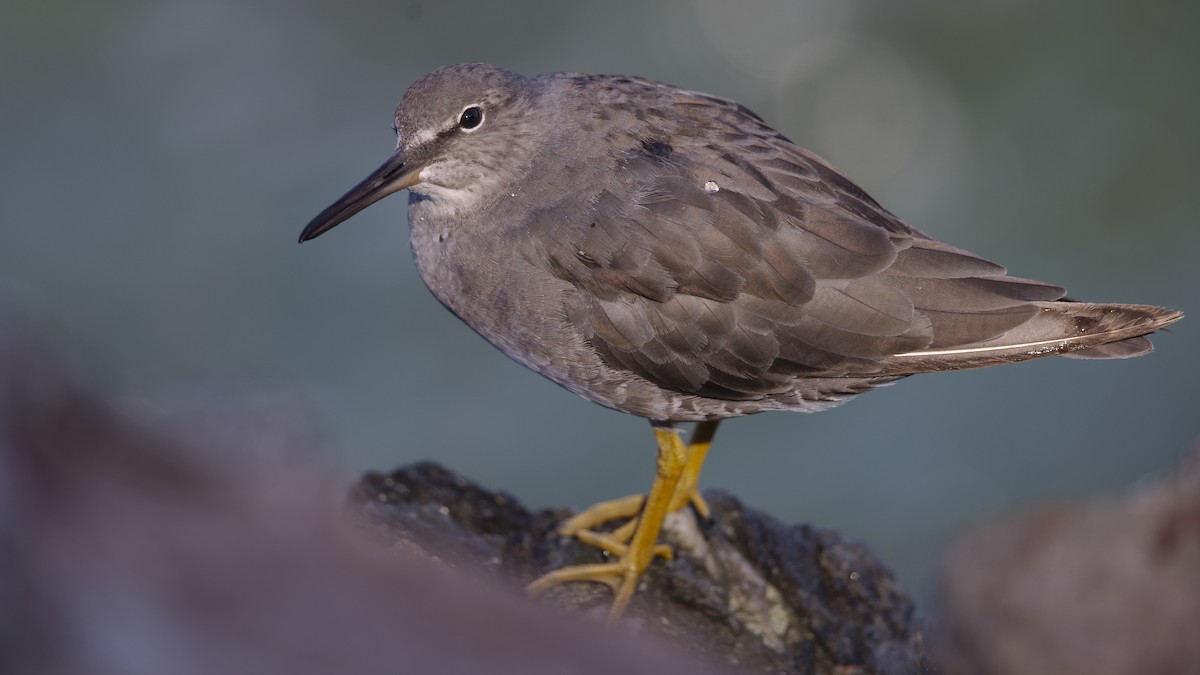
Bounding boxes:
[300,63,1181,422]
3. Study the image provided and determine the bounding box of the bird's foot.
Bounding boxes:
[555,473,709,552]
[526,533,665,621]
[527,422,717,621]
[555,430,712,555]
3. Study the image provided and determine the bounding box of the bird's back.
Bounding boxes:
[488,73,1181,420]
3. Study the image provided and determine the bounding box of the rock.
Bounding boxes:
[938,447,1200,675]
[354,462,931,674]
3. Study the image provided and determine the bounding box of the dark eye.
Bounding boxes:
[459,106,483,130]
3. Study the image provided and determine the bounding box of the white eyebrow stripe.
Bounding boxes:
[406,126,441,146]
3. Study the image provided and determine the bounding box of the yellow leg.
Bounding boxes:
[669,419,718,517]
[554,420,721,553]
[528,421,691,621]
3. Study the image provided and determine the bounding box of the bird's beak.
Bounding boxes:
[298,149,422,243]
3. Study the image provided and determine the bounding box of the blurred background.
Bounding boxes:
[3,0,1197,608]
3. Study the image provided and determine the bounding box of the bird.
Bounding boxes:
[298,63,1182,621]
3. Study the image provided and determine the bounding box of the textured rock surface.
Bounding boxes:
[354,463,930,674]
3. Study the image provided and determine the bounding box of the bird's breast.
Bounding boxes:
[407,202,586,383]
[403,191,724,421]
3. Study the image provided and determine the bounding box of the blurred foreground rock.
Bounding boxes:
[0,310,925,675]
[0,313,724,675]
[938,446,1200,674]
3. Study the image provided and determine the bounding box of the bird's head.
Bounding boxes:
[299,63,541,242]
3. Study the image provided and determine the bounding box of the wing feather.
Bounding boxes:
[521,79,1176,403]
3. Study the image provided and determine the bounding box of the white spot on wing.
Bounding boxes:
[703,180,719,193]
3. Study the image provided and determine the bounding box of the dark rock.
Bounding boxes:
[353,462,931,674]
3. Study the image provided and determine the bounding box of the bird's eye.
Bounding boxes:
[459,106,484,130]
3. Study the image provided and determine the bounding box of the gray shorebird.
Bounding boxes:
[299,63,1181,620]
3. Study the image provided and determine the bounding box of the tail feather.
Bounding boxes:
[883,302,1181,375]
